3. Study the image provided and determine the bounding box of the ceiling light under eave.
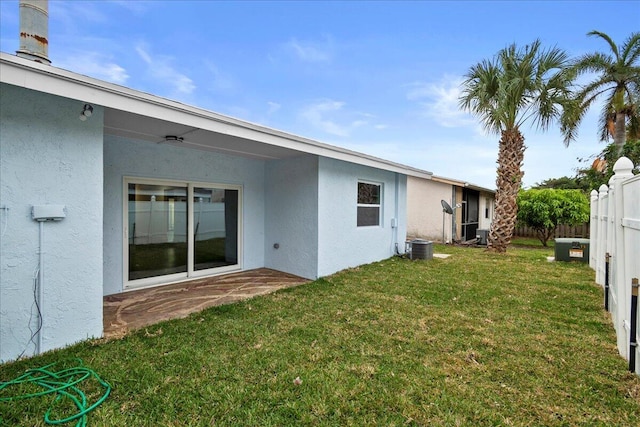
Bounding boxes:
[163,135,184,143]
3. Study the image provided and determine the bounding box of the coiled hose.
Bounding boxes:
[0,358,111,426]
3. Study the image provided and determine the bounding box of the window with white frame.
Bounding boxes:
[357,181,382,227]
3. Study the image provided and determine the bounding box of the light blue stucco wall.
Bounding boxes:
[264,155,319,279]
[103,136,266,295]
[317,157,407,277]
[0,84,104,362]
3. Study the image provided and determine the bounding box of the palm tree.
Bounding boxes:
[561,31,640,156]
[459,40,573,253]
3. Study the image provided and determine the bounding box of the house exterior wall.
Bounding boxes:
[264,155,319,279]
[0,84,104,362]
[317,157,407,277]
[103,136,266,295]
[407,176,453,242]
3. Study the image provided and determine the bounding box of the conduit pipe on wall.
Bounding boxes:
[31,204,66,355]
[36,221,44,354]
[394,173,398,245]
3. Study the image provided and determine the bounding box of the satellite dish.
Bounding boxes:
[441,200,454,215]
[440,200,454,244]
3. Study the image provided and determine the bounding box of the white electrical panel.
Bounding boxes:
[32,205,66,221]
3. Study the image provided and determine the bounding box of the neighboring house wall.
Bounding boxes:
[407,176,495,242]
[478,193,494,230]
[407,176,453,242]
[103,135,267,295]
[454,186,463,240]
[317,157,407,277]
[264,155,319,280]
[0,84,104,362]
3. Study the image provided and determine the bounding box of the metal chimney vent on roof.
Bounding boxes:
[16,0,51,65]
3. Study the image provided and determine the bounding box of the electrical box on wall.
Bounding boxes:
[32,205,66,222]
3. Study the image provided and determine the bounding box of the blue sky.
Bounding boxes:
[1,1,638,189]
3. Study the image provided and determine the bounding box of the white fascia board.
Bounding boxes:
[432,174,495,193]
[0,53,433,179]
[431,176,465,187]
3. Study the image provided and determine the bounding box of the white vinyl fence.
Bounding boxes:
[128,201,226,245]
[590,156,640,375]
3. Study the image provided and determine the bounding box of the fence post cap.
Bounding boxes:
[613,156,634,177]
[598,184,609,194]
[590,189,598,199]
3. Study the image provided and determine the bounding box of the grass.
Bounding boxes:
[510,236,555,248]
[2,245,639,426]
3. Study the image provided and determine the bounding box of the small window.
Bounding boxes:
[485,197,491,219]
[357,181,381,227]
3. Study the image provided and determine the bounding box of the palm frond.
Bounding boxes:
[587,30,620,60]
[620,32,640,66]
[570,53,614,75]
[460,39,570,135]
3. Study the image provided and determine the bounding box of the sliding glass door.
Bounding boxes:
[128,183,188,281]
[125,178,241,289]
[193,187,238,271]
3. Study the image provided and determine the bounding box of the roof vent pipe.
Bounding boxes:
[16,0,51,65]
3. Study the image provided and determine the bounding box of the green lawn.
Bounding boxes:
[2,245,639,426]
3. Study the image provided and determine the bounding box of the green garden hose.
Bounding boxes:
[0,358,111,426]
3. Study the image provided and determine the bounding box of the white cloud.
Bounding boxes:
[267,101,281,114]
[50,1,109,27]
[109,0,150,14]
[300,100,381,137]
[203,62,236,92]
[406,75,476,128]
[301,100,350,136]
[286,37,333,63]
[55,51,129,84]
[135,43,195,95]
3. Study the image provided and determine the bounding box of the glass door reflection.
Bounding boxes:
[128,183,188,280]
[193,187,238,271]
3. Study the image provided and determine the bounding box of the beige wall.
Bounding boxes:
[478,192,495,230]
[408,176,495,243]
[407,176,455,242]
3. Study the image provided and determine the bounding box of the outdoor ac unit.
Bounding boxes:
[407,239,433,260]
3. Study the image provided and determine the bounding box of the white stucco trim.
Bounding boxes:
[1,52,432,179]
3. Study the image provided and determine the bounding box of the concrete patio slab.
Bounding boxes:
[103,268,309,338]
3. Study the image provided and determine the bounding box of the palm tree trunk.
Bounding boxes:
[488,128,525,253]
[614,111,626,156]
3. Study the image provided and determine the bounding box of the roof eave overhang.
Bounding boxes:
[431,175,495,194]
[0,52,433,179]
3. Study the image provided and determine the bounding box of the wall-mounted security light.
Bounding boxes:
[79,104,93,121]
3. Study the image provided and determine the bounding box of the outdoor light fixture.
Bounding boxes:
[79,104,93,121]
